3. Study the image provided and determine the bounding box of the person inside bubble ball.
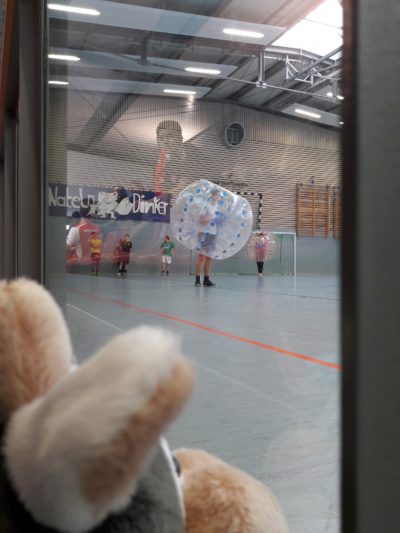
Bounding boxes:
[195,188,224,287]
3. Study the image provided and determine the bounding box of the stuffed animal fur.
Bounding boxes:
[175,448,288,533]
[0,279,288,533]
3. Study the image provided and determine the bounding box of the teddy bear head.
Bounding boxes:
[0,279,194,533]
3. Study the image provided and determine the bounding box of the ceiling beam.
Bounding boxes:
[224,59,284,101]
[49,2,285,47]
[284,47,342,85]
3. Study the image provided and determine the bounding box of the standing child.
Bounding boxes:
[88,231,102,275]
[160,235,175,275]
[254,232,268,276]
[118,234,133,276]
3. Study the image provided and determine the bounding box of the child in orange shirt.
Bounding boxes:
[88,231,102,275]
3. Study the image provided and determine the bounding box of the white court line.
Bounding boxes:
[67,302,307,416]
[67,304,124,332]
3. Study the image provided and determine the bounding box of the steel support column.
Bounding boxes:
[342,0,400,531]
[16,0,45,281]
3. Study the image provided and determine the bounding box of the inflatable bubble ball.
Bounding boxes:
[247,232,277,261]
[171,180,253,260]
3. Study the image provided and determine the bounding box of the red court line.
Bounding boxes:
[71,289,341,371]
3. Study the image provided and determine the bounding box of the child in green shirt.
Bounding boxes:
[160,235,175,275]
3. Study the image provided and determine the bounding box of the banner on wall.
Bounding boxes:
[48,183,171,223]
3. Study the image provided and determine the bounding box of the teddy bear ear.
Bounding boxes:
[0,279,74,422]
[4,326,194,533]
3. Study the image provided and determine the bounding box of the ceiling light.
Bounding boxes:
[294,108,322,119]
[48,3,101,15]
[223,28,264,39]
[327,91,344,100]
[184,67,221,75]
[48,53,80,61]
[48,80,69,85]
[339,121,344,125]
[163,89,197,95]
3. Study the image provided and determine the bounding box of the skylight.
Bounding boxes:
[272,0,343,56]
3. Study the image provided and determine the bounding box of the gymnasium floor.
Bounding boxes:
[65,273,340,533]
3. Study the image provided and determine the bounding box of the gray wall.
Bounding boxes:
[297,237,339,275]
[48,93,341,275]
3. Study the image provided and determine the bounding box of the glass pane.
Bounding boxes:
[45,1,342,531]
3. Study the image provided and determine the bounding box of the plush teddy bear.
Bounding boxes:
[0,279,288,533]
